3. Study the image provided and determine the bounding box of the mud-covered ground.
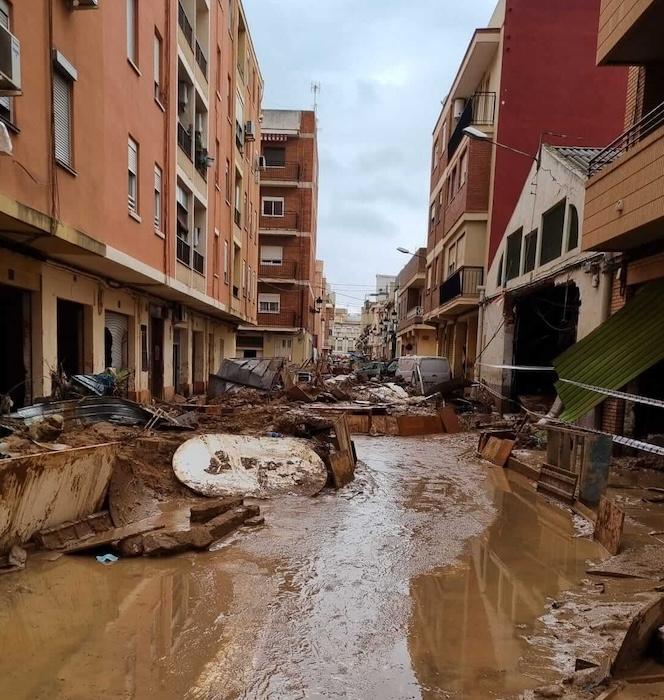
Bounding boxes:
[0,434,611,699]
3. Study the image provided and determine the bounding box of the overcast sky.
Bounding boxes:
[243,0,496,310]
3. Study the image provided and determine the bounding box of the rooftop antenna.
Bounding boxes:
[311,81,321,113]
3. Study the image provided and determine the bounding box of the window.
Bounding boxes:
[140,324,148,370]
[215,139,221,187]
[263,146,285,167]
[540,199,566,265]
[227,0,232,31]
[247,265,252,300]
[459,150,468,186]
[225,159,231,202]
[216,46,222,95]
[128,137,139,213]
[153,32,162,101]
[234,176,242,224]
[429,203,435,231]
[258,293,280,313]
[524,229,537,273]
[235,93,244,148]
[242,259,246,295]
[53,70,73,168]
[432,139,439,170]
[260,245,283,265]
[227,75,232,118]
[567,204,579,251]
[505,227,523,282]
[447,243,456,277]
[262,197,284,217]
[0,1,13,125]
[496,254,504,288]
[153,165,162,230]
[243,191,248,229]
[426,265,432,289]
[127,0,138,65]
[223,240,229,283]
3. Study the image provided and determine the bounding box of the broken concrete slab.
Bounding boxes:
[172,434,328,498]
[189,496,244,523]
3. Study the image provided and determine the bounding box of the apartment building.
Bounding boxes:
[395,248,435,357]
[237,109,320,363]
[423,0,628,380]
[0,0,261,406]
[561,0,664,440]
[331,308,361,355]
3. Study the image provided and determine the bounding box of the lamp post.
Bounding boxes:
[462,126,540,166]
[397,247,427,260]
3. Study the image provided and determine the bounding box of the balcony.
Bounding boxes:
[178,122,193,161]
[259,211,299,232]
[434,266,483,317]
[195,41,207,77]
[176,237,191,266]
[257,310,298,328]
[261,162,301,184]
[584,100,664,251]
[597,0,663,65]
[397,306,425,333]
[178,2,193,48]
[193,250,205,274]
[259,261,298,280]
[448,92,496,159]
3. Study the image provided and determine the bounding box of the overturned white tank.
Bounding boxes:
[172,434,328,498]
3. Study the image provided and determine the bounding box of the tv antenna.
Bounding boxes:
[311,82,321,112]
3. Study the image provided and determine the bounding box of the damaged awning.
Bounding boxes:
[554,279,664,422]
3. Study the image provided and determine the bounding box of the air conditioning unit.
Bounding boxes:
[244,120,256,142]
[0,24,21,96]
[178,82,190,108]
[70,0,100,9]
[453,97,466,120]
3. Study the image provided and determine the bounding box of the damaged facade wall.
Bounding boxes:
[477,147,611,414]
[0,248,238,401]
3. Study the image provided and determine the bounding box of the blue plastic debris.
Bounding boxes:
[96,553,119,565]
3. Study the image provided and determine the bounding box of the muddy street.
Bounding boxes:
[0,435,603,699]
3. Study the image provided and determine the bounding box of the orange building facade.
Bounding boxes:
[0,0,262,404]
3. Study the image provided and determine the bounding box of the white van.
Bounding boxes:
[396,356,451,394]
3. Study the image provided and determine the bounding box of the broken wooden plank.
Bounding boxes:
[481,437,515,467]
[35,511,114,549]
[439,406,461,434]
[612,595,664,676]
[332,415,356,466]
[506,456,540,481]
[54,515,167,553]
[328,451,354,489]
[594,497,625,556]
[344,413,370,434]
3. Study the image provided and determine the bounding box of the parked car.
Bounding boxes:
[356,361,386,380]
[383,360,398,377]
[395,356,451,394]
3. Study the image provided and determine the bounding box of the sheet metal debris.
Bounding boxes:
[208,357,286,395]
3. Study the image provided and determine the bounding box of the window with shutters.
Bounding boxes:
[154,165,162,231]
[223,240,229,283]
[127,0,138,65]
[258,293,280,314]
[540,198,566,265]
[53,71,73,168]
[247,265,252,300]
[128,138,139,213]
[260,245,283,265]
[262,197,284,217]
[0,1,13,125]
[153,31,162,102]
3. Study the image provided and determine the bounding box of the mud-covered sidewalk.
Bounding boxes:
[0,434,608,699]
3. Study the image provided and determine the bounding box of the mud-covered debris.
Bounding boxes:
[27,414,64,442]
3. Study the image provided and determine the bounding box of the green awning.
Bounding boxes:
[554,279,664,422]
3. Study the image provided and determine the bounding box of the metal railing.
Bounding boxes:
[259,211,298,230]
[259,261,298,279]
[257,310,298,327]
[193,250,205,274]
[448,91,496,159]
[195,40,207,77]
[588,99,664,177]
[178,2,193,48]
[439,266,484,305]
[177,122,193,161]
[176,237,191,266]
[261,162,301,182]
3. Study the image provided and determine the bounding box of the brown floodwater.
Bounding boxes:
[0,435,604,699]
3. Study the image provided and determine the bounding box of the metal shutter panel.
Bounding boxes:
[53,72,71,166]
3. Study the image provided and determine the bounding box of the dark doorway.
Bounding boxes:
[57,299,84,377]
[512,283,580,399]
[0,284,29,408]
[634,358,664,440]
[150,317,164,399]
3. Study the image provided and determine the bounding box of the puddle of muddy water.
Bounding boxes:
[0,435,604,699]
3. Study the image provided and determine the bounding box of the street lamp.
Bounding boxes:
[462,126,539,164]
[397,247,427,260]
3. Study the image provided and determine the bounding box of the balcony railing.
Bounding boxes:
[439,266,484,306]
[195,41,208,77]
[261,162,301,182]
[259,261,298,279]
[448,91,496,159]
[176,237,191,266]
[178,2,193,48]
[193,250,205,274]
[588,99,664,177]
[259,211,298,230]
[257,310,298,327]
[178,122,193,161]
